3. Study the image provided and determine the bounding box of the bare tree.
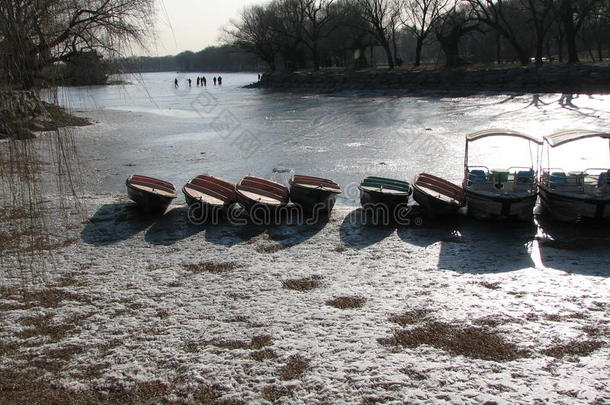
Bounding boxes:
[356,0,398,69]
[227,5,282,71]
[301,0,339,71]
[464,0,531,65]
[0,0,155,89]
[552,0,604,64]
[434,4,479,68]
[402,0,450,67]
[517,0,555,65]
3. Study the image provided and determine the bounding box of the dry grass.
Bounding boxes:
[0,229,76,254]
[17,312,91,342]
[541,340,603,358]
[544,312,589,322]
[473,316,515,328]
[379,322,528,362]
[326,296,366,309]
[479,281,501,290]
[255,244,288,254]
[261,385,292,402]
[399,367,427,380]
[581,325,608,337]
[202,334,273,351]
[334,245,347,253]
[388,309,431,326]
[0,206,42,222]
[0,369,231,405]
[250,349,277,361]
[1,287,91,311]
[182,261,241,274]
[282,275,323,291]
[41,102,91,129]
[278,354,310,380]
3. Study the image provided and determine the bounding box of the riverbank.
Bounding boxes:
[248,64,610,93]
[0,90,91,140]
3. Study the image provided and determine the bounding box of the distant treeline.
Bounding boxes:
[225,0,610,71]
[117,45,266,73]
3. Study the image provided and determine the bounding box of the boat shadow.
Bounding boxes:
[144,206,205,246]
[536,216,610,277]
[81,203,159,246]
[339,208,396,250]
[185,205,331,248]
[398,217,537,273]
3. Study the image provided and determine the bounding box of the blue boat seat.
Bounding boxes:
[468,169,487,184]
[598,171,610,188]
[516,170,535,184]
[549,172,567,188]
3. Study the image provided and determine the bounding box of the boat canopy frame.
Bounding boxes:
[464,129,542,176]
[544,130,610,148]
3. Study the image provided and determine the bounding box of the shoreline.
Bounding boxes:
[0,195,609,404]
[248,64,610,94]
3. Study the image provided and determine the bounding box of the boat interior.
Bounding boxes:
[128,175,176,195]
[237,176,289,203]
[464,166,537,195]
[415,173,465,205]
[291,175,341,192]
[360,176,412,194]
[540,168,610,196]
[184,175,237,203]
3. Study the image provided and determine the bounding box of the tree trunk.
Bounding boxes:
[437,34,460,68]
[312,42,320,71]
[496,34,502,64]
[392,30,400,67]
[561,2,579,63]
[557,31,564,62]
[414,38,424,68]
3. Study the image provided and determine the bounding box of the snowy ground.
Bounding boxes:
[1,193,609,404]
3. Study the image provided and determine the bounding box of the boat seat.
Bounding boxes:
[468,170,487,184]
[549,172,567,188]
[516,170,535,184]
[598,171,610,188]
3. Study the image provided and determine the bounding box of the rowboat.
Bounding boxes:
[289,174,342,213]
[538,130,610,223]
[126,174,177,213]
[359,176,412,209]
[463,129,542,220]
[413,173,465,217]
[182,174,237,220]
[236,176,289,215]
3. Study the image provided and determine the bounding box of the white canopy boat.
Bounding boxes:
[463,129,542,220]
[538,130,610,223]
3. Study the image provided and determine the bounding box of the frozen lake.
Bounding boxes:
[50,72,610,204]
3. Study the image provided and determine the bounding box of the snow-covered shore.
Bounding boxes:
[1,194,609,404]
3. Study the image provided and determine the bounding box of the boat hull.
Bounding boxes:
[464,189,537,221]
[359,189,409,209]
[183,190,231,222]
[538,186,610,223]
[289,185,339,214]
[412,173,465,218]
[236,176,289,220]
[236,193,286,219]
[127,185,174,213]
[413,187,460,217]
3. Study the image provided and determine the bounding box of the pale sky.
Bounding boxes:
[144,0,262,56]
